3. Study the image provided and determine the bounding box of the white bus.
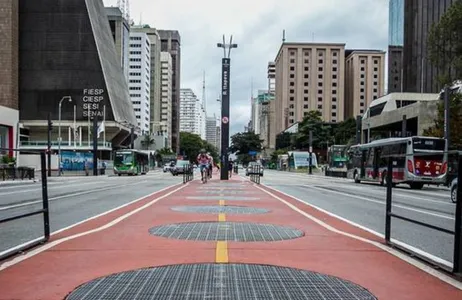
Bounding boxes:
[346,136,447,189]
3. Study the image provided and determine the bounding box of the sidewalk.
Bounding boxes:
[0,174,461,299]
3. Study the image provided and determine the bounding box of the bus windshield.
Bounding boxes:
[114,152,133,165]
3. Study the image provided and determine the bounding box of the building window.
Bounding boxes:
[304,104,309,109]
[360,95,365,100]
[318,104,322,109]
[332,67,337,72]
[318,89,322,94]
[360,109,364,114]
[360,88,364,92]
[373,88,377,93]
[333,52,337,57]
[374,67,378,72]
[318,74,323,79]
[290,74,295,78]
[304,82,308,86]
[332,74,337,79]
[374,59,378,64]
[332,105,337,109]
[289,104,294,108]
[304,74,309,79]
[304,59,309,64]
[290,66,295,71]
[360,102,364,107]
[332,82,337,87]
[290,89,294,94]
[332,112,337,117]
[374,81,378,86]
[304,89,308,94]
[332,97,337,102]
[318,59,323,64]
[318,97,322,102]
[361,67,365,71]
[332,90,337,94]
[304,51,309,56]
[290,59,295,63]
[289,112,294,116]
[374,74,378,79]
[290,96,294,101]
[290,119,294,123]
[290,82,295,86]
[290,51,295,56]
[333,59,337,64]
[361,81,364,86]
[373,95,378,100]
[305,67,309,71]
[318,67,323,72]
[360,74,365,78]
[318,82,323,87]
[361,59,365,64]
[304,97,308,101]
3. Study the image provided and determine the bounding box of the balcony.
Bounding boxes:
[19,141,112,150]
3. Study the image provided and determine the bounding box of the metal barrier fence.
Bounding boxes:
[249,165,262,184]
[383,152,461,275]
[183,164,194,184]
[0,149,50,261]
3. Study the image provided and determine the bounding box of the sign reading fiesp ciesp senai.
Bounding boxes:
[82,88,105,117]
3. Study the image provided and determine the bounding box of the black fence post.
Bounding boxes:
[40,152,50,240]
[385,157,393,244]
[402,115,407,137]
[47,112,52,177]
[453,155,462,274]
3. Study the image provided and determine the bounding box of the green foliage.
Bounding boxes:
[428,0,462,86]
[179,132,219,163]
[140,134,155,150]
[423,93,462,149]
[229,132,263,155]
[1,155,16,165]
[293,110,332,149]
[270,149,288,164]
[275,132,293,150]
[333,118,357,145]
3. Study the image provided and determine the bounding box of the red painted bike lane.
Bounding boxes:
[0,175,460,300]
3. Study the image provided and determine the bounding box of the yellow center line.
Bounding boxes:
[216,200,228,263]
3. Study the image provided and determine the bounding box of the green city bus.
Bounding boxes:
[327,145,348,170]
[113,149,149,176]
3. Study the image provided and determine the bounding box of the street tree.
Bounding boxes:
[230,132,263,165]
[294,110,332,149]
[333,118,357,145]
[179,132,204,163]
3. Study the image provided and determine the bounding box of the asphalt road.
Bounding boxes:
[0,170,183,256]
[258,170,456,267]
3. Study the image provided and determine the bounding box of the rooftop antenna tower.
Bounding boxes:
[282,30,286,43]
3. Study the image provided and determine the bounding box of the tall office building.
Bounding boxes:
[206,116,217,147]
[105,7,130,84]
[130,25,162,135]
[274,42,346,136]
[160,52,173,149]
[128,31,151,134]
[403,0,456,93]
[158,30,181,153]
[265,62,276,149]
[179,88,206,139]
[216,125,221,152]
[388,0,404,93]
[345,50,386,118]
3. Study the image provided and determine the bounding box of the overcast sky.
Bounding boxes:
[103,0,389,136]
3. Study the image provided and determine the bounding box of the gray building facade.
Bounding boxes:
[19,0,137,148]
[158,30,181,153]
[403,0,456,93]
[388,0,404,93]
[105,6,130,84]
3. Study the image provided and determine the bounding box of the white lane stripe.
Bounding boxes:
[0,181,107,196]
[0,180,151,211]
[0,182,186,271]
[307,185,455,220]
[255,184,462,290]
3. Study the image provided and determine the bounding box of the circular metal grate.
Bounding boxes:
[148,221,303,241]
[187,196,259,201]
[171,205,270,214]
[66,263,377,300]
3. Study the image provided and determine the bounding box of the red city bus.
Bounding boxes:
[346,136,447,189]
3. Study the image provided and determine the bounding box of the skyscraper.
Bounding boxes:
[179,88,205,139]
[160,52,173,149]
[388,0,404,93]
[158,30,181,153]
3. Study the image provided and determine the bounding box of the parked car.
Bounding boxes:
[171,160,191,176]
[451,177,458,203]
[163,161,175,173]
[245,161,264,176]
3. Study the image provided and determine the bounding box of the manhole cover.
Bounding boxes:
[187,196,259,201]
[65,264,377,300]
[171,205,269,214]
[149,221,303,241]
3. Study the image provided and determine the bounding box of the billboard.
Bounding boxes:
[61,151,93,171]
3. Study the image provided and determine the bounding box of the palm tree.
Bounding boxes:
[141,133,155,150]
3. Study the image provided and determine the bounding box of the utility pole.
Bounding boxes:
[92,116,98,176]
[308,130,313,175]
[402,115,407,137]
[47,113,52,177]
[217,35,238,180]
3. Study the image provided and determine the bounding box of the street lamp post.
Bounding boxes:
[217,35,237,180]
[58,96,72,176]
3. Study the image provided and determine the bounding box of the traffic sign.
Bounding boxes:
[222,116,229,124]
[309,146,313,153]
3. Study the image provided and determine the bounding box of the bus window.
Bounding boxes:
[114,152,133,165]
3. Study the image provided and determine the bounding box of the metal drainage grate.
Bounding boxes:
[65,263,377,300]
[148,221,303,241]
[187,196,259,201]
[171,205,269,214]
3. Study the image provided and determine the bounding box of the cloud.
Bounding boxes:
[104,0,389,135]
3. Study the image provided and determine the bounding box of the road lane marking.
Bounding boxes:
[0,181,107,196]
[0,182,186,270]
[0,180,150,211]
[218,213,226,222]
[215,241,229,263]
[255,184,462,290]
[307,185,455,220]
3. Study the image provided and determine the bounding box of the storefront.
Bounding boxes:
[0,105,19,157]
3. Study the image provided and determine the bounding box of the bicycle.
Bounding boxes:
[201,165,208,183]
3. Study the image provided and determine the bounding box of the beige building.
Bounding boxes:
[344,50,386,118]
[274,43,346,136]
[160,51,173,149]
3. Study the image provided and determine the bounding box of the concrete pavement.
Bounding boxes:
[0,173,461,299]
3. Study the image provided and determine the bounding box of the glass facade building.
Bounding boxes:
[389,0,404,46]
